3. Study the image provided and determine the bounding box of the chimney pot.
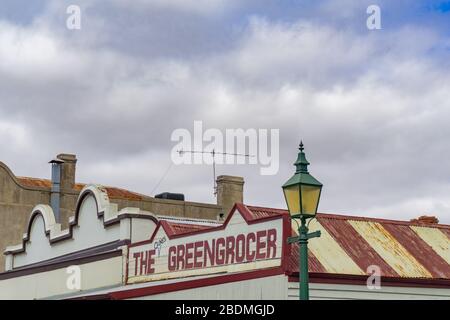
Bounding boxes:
[410,215,439,225]
[56,153,77,190]
[216,175,244,217]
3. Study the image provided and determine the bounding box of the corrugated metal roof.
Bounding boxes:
[17,177,52,188]
[306,219,365,275]
[244,205,286,219]
[349,220,432,278]
[383,223,450,278]
[411,226,450,265]
[242,205,450,280]
[288,244,327,273]
[319,217,398,277]
[160,220,212,236]
[17,177,145,201]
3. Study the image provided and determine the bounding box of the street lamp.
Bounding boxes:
[282,141,322,300]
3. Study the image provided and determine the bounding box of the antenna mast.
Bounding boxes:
[177,149,254,196]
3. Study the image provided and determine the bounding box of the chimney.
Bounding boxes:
[410,215,439,225]
[56,153,77,190]
[216,175,244,217]
[49,158,64,223]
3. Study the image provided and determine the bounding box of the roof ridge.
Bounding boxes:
[17,176,50,181]
[317,212,450,229]
[158,215,222,226]
[243,204,450,229]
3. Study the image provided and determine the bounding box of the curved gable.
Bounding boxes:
[4,185,158,270]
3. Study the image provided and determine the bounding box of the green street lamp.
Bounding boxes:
[282,141,322,300]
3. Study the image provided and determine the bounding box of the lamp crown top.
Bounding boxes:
[294,140,310,173]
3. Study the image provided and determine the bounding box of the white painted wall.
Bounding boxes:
[288,282,450,300]
[131,218,157,243]
[4,265,449,300]
[125,276,450,300]
[13,196,122,268]
[8,185,157,270]
[0,256,123,300]
[129,275,288,300]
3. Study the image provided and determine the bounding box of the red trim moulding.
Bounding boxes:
[125,203,287,283]
[129,203,285,248]
[110,267,284,300]
[75,268,450,300]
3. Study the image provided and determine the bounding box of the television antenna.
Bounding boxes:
[177,149,255,197]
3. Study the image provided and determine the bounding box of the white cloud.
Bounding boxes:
[0,120,29,150]
[0,4,449,223]
[0,22,84,79]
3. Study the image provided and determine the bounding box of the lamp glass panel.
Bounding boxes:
[300,184,321,215]
[283,184,300,215]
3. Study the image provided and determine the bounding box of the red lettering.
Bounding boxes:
[216,237,225,265]
[146,249,155,274]
[168,246,177,271]
[133,252,141,275]
[246,233,256,261]
[204,239,215,267]
[225,236,235,264]
[266,229,277,258]
[235,234,246,263]
[194,241,203,268]
[139,252,146,274]
[161,228,278,273]
[256,230,267,259]
[185,243,194,269]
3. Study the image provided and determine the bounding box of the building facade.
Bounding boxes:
[1,184,449,300]
[0,154,244,272]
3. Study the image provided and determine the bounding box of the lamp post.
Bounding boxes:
[282,141,322,300]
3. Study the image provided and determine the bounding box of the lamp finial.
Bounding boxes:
[294,140,310,173]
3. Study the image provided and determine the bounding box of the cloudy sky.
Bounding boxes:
[1,0,450,223]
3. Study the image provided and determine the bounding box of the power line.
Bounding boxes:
[150,161,174,195]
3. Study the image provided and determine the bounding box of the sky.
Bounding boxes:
[0,0,450,223]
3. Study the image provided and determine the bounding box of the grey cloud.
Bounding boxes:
[0,1,449,223]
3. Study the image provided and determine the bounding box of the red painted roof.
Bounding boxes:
[17,177,53,188]
[13,176,450,281]
[239,204,450,280]
[17,177,145,201]
[153,203,449,281]
[160,220,214,237]
[146,203,449,280]
[244,205,287,219]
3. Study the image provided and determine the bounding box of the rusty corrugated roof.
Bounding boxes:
[17,177,145,201]
[160,220,213,236]
[382,223,450,278]
[242,205,450,279]
[17,177,52,188]
[244,205,286,219]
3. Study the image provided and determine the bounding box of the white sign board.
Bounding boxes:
[127,210,285,284]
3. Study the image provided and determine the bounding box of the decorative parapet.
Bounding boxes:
[4,184,158,271]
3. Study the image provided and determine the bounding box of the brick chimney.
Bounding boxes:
[410,215,439,225]
[56,154,77,190]
[216,175,244,217]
